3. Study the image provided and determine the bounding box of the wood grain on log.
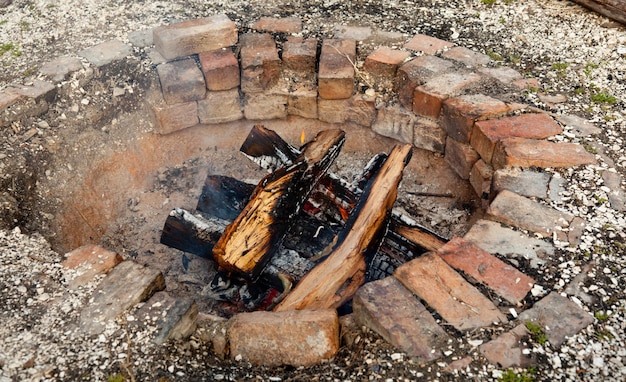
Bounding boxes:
[274,144,413,311]
[570,0,626,24]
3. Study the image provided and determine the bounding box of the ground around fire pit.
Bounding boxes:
[1,0,625,381]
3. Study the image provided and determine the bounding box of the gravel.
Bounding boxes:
[1,0,626,381]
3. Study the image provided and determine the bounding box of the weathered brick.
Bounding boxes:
[333,25,372,40]
[518,292,594,347]
[198,48,240,91]
[196,313,229,359]
[486,190,574,240]
[479,324,536,368]
[133,291,198,344]
[464,219,554,269]
[478,66,523,85]
[442,94,511,143]
[244,93,288,120]
[413,72,482,118]
[152,99,199,134]
[39,55,83,82]
[251,17,302,33]
[492,168,551,199]
[153,15,238,60]
[512,78,540,91]
[353,277,450,362]
[371,105,415,144]
[318,39,356,99]
[287,85,318,119]
[79,261,165,335]
[128,28,154,48]
[469,159,493,203]
[404,34,454,54]
[445,137,480,180]
[228,309,339,367]
[63,244,123,288]
[395,253,507,331]
[240,33,281,93]
[364,46,411,82]
[156,58,206,104]
[438,238,535,305]
[317,96,376,126]
[414,117,447,153]
[282,37,318,72]
[442,46,490,67]
[492,137,597,169]
[396,55,454,109]
[470,113,563,163]
[197,88,242,124]
[78,39,132,67]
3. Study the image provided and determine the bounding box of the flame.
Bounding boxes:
[300,130,306,145]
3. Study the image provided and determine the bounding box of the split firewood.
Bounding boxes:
[570,0,626,25]
[212,129,346,280]
[274,144,413,311]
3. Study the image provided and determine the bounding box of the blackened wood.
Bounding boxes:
[570,0,626,24]
[213,129,346,279]
[196,175,255,221]
[240,124,301,171]
[275,144,413,311]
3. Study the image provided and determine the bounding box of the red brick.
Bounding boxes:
[317,96,376,126]
[442,94,511,143]
[404,34,454,54]
[228,309,339,367]
[198,48,240,91]
[394,253,507,331]
[469,159,493,204]
[478,66,523,85]
[156,58,206,104]
[152,99,199,134]
[63,244,123,288]
[442,46,490,67]
[282,37,318,72]
[492,138,597,170]
[287,84,318,119]
[197,88,243,124]
[318,39,356,99]
[479,324,536,368]
[471,113,563,163]
[251,17,302,33]
[243,93,288,120]
[364,46,411,81]
[240,33,281,93]
[413,72,482,118]
[396,55,454,109]
[372,105,415,144]
[512,78,540,90]
[353,277,451,362]
[445,137,480,180]
[438,238,535,305]
[153,15,238,60]
[414,117,447,153]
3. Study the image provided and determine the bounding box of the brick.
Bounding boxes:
[196,313,229,359]
[133,291,198,344]
[0,90,47,128]
[240,33,281,93]
[471,113,563,163]
[153,15,238,60]
[486,190,574,240]
[518,292,594,347]
[198,48,240,91]
[10,80,56,103]
[156,58,206,104]
[318,39,356,99]
[228,309,339,367]
[128,28,154,48]
[395,253,507,331]
[244,93,288,120]
[548,175,567,202]
[287,85,318,119]
[464,219,554,269]
[492,138,597,169]
[442,46,491,67]
[79,261,165,335]
[492,168,550,199]
[396,55,454,109]
[438,238,535,305]
[469,159,493,204]
[333,25,372,40]
[364,46,411,81]
[39,55,83,82]
[441,94,511,143]
[152,99,199,134]
[372,105,414,144]
[478,66,523,85]
[413,72,482,118]
[479,324,536,368]
[282,37,318,72]
[317,95,376,126]
[78,39,132,67]
[445,137,480,180]
[197,88,242,124]
[353,277,450,362]
[556,114,602,137]
[414,117,447,153]
[62,244,123,288]
[404,34,454,54]
[512,78,540,91]
[251,17,302,33]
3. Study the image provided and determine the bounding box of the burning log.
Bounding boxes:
[212,129,346,280]
[274,144,413,311]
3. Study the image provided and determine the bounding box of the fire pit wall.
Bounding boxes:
[1,14,603,368]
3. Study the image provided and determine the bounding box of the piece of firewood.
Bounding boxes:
[213,129,346,280]
[570,0,626,24]
[274,144,413,311]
